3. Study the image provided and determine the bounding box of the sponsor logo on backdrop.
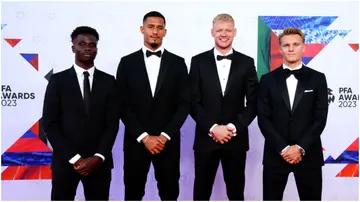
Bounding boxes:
[1,25,52,180]
[1,85,35,107]
[338,87,359,108]
[328,86,359,108]
[328,88,335,105]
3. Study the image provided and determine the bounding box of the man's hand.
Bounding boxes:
[211,125,233,144]
[227,125,236,134]
[157,134,168,145]
[281,145,302,164]
[73,158,86,171]
[74,156,102,176]
[142,135,164,154]
[292,155,302,164]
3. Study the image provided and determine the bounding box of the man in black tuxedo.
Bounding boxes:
[42,26,119,201]
[116,11,190,200]
[257,27,328,201]
[189,13,258,201]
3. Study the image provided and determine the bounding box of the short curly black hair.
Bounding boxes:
[70,26,99,41]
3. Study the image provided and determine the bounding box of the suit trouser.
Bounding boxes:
[263,165,322,201]
[193,149,246,201]
[123,141,180,201]
[51,165,111,201]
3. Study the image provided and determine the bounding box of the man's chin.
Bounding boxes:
[287,58,299,62]
[80,58,95,64]
[285,59,302,65]
[216,43,231,50]
[150,43,159,49]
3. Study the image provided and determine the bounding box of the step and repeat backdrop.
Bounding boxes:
[1,1,358,200]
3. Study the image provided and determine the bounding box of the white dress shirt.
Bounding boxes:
[136,46,171,143]
[215,48,233,95]
[281,63,305,155]
[283,63,302,109]
[68,64,105,164]
[209,48,237,137]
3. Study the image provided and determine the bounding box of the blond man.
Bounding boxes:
[189,13,258,200]
[257,27,328,200]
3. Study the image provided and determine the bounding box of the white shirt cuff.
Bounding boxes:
[94,153,105,162]
[227,123,237,136]
[296,144,306,155]
[208,123,218,137]
[281,145,290,154]
[69,154,81,164]
[160,132,171,140]
[137,132,149,143]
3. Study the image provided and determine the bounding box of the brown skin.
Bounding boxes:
[71,34,101,176]
[74,156,103,176]
[139,16,168,154]
[71,34,98,70]
[73,158,87,175]
[140,17,167,51]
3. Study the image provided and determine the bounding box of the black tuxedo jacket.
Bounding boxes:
[258,65,328,167]
[42,67,120,172]
[116,49,190,150]
[189,49,258,151]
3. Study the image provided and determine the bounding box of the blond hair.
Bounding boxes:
[212,13,235,25]
[278,27,305,45]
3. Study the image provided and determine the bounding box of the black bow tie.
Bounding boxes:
[146,50,162,58]
[217,54,233,61]
[283,68,304,79]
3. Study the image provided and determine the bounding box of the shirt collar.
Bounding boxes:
[282,62,303,71]
[214,47,233,57]
[142,45,165,57]
[73,63,95,77]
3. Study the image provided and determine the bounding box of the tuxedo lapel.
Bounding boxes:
[68,66,87,113]
[154,50,170,98]
[135,50,153,99]
[292,81,304,113]
[274,69,291,112]
[206,49,223,96]
[292,66,311,113]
